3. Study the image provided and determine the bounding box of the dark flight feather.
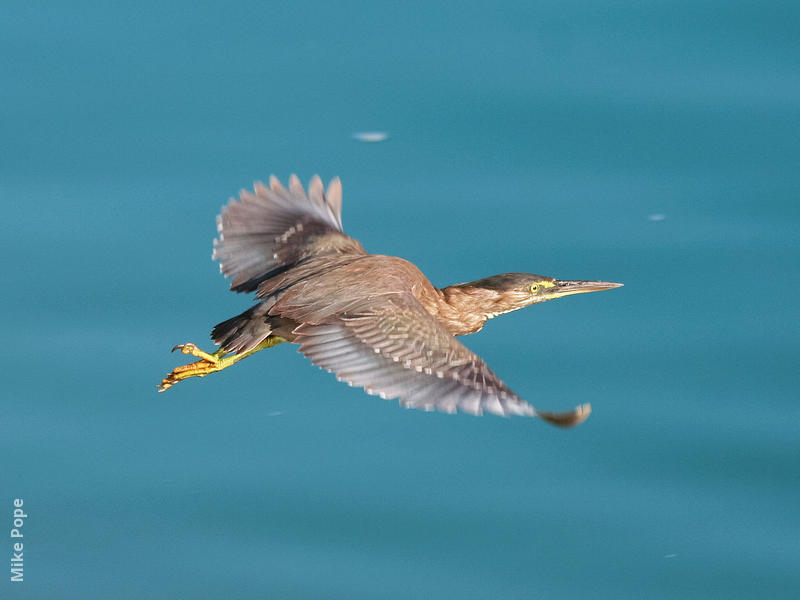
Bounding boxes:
[213,175,365,293]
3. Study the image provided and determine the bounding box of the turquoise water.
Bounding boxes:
[3,2,799,598]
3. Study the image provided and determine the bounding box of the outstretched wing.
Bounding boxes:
[289,294,589,425]
[213,174,366,293]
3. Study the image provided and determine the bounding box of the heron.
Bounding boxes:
[158,175,622,426]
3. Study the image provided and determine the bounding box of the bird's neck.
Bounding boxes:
[435,284,504,336]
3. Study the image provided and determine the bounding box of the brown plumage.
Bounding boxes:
[160,174,622,426]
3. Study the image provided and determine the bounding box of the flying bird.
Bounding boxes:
[159,175,622,426]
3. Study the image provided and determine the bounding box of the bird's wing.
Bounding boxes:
[290,294,589,425]
[213,174,367,293]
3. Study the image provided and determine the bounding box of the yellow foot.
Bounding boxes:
[158,343,223,392]
[158,336,286,393]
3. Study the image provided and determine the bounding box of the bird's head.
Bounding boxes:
[451,272,623,319]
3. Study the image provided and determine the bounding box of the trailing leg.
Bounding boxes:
[157,336,286,392]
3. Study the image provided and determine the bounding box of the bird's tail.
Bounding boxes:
[211,302,273,355]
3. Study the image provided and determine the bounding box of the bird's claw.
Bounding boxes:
[158,342,221,392]
[172,343,197,354]
[170,342,219,363]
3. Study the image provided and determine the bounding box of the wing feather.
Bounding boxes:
[292,295,537,418]
[213,175,366,293]
[290,294,590,424]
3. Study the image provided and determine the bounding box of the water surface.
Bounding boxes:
[2,2,799,598]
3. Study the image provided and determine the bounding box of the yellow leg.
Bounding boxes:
[157,336,286,392]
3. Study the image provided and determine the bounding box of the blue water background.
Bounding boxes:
[2,2,799,598]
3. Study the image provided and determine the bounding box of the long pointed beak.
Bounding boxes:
[553,280,624,297]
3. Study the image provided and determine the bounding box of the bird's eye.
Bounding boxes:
[529,283,540,293]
